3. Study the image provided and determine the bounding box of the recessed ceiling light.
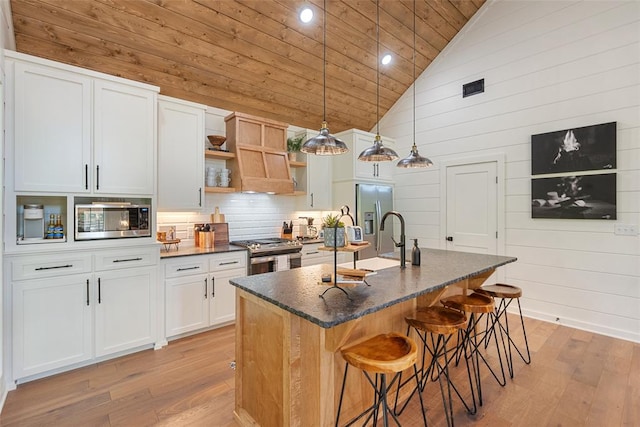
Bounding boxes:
[300,7,313,23]
[381,54,392,65]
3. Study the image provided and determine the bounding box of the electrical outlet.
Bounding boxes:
[614,224,638,236]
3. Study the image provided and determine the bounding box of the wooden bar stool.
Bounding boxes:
[440,292,506,407]
[394,307,476,427]
[335,333,427,427]
[476,284,531,378]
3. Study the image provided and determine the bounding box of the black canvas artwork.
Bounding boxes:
[531,173,616,219]
[531,122,616,175]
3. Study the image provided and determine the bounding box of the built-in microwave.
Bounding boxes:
[75,203,151,240]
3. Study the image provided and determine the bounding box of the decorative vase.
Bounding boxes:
[288,152,297,162]
[324,227,345,247]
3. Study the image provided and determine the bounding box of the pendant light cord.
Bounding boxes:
[413,0,416,147]
[376,0,380,136]
[323,0,327,122]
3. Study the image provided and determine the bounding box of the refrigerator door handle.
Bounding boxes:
[375,200,382,253]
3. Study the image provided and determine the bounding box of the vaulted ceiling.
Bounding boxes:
[10,0,485,132]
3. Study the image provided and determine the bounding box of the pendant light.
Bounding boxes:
[301,0,348,155]
[397,0,433,168]
[358,0,399,162]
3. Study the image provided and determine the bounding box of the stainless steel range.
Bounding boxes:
[231,238,302,275]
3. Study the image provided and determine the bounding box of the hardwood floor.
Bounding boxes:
[1,316,638,426]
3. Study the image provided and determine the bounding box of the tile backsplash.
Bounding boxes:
[157,193,329,242]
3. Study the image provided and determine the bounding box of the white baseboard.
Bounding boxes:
[520,307,640,344]
[0,373,14,414]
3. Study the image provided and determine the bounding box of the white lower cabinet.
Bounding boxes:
[164,251,246,339]
[9,245,159,381]
[12,275,92,378]
[301,243,349,266]
[94,266,157,357]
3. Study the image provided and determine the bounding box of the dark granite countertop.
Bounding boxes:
[229,248,517,328]
[160,243,247,259]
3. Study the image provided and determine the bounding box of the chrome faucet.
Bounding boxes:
[379,211,406,268]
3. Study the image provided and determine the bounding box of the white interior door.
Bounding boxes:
[445,162,498,254]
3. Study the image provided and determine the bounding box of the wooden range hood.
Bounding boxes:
[225,112,294,194]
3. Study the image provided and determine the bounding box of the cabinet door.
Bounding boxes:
[94,267,157,357]
[165,273,209,337]
[209,268,244,325]
[94,80,156,195]
[13,61,91,192]
[301,243,325,266]
[13,275,92,379]
[306,154,332,210]
[158,98,205,210]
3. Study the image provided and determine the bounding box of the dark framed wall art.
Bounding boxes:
[530,122,617,220]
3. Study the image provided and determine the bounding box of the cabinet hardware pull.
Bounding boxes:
[35,264,73,271]
[219,261,238,266]
[177,266,200,271]
[86,279,90,306]
[311,193,314,208]
[307,251,320,255]
[199,188,202,207]
[85,164,89,190]
[98,278,102,304]
[212,277,215,298]
[446,236,453,242]
[96,165,100,190]
[204,278,208,299]
[112,257,143,263]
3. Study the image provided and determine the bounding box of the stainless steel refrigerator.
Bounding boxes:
[355,183,394,259]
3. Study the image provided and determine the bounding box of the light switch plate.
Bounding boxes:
[614,224,638,236]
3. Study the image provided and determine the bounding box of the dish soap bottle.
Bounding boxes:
[411,239,421,266]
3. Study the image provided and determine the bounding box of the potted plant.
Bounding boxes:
[287,136,304,161]
[322,213,346,247]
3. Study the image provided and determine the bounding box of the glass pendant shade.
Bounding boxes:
[397,143,433,168]
[358,134,398,161]
[301,121,349,155]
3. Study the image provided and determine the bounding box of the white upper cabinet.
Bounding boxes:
[93,80,156,195]
[293,129,333,211]
[332,129,396,183]
[157,96,206,210]
[13,61,92,192]
[7,52,158,195]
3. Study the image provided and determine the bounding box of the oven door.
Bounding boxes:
[249,255,277,275]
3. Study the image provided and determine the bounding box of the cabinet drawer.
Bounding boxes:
[164,257,209,279]
[94,247,158,271]
[11,253,92,281]
[209,252,247,272]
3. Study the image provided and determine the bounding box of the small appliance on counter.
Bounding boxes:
[298,217,318,239]
[22,204,44,240]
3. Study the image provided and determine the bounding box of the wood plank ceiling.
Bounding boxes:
[10,0,485,133]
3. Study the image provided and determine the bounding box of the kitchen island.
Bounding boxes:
[229,248,516,427]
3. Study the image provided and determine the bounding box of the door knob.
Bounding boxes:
[446,236,453,241]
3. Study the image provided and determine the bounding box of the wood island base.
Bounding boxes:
[234,270,494,427]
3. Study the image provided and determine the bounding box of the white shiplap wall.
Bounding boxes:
[380,0,640,342]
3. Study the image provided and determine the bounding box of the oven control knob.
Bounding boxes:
[256,243,261,249]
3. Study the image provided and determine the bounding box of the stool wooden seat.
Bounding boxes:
[476,283,531,378]
[407,306,467,335]
[440,292,494,314]
[476,283,522,299]
[440,292,506,407]
[341,333,418,374]
[396,307,475,427]
[336,333,427,426]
